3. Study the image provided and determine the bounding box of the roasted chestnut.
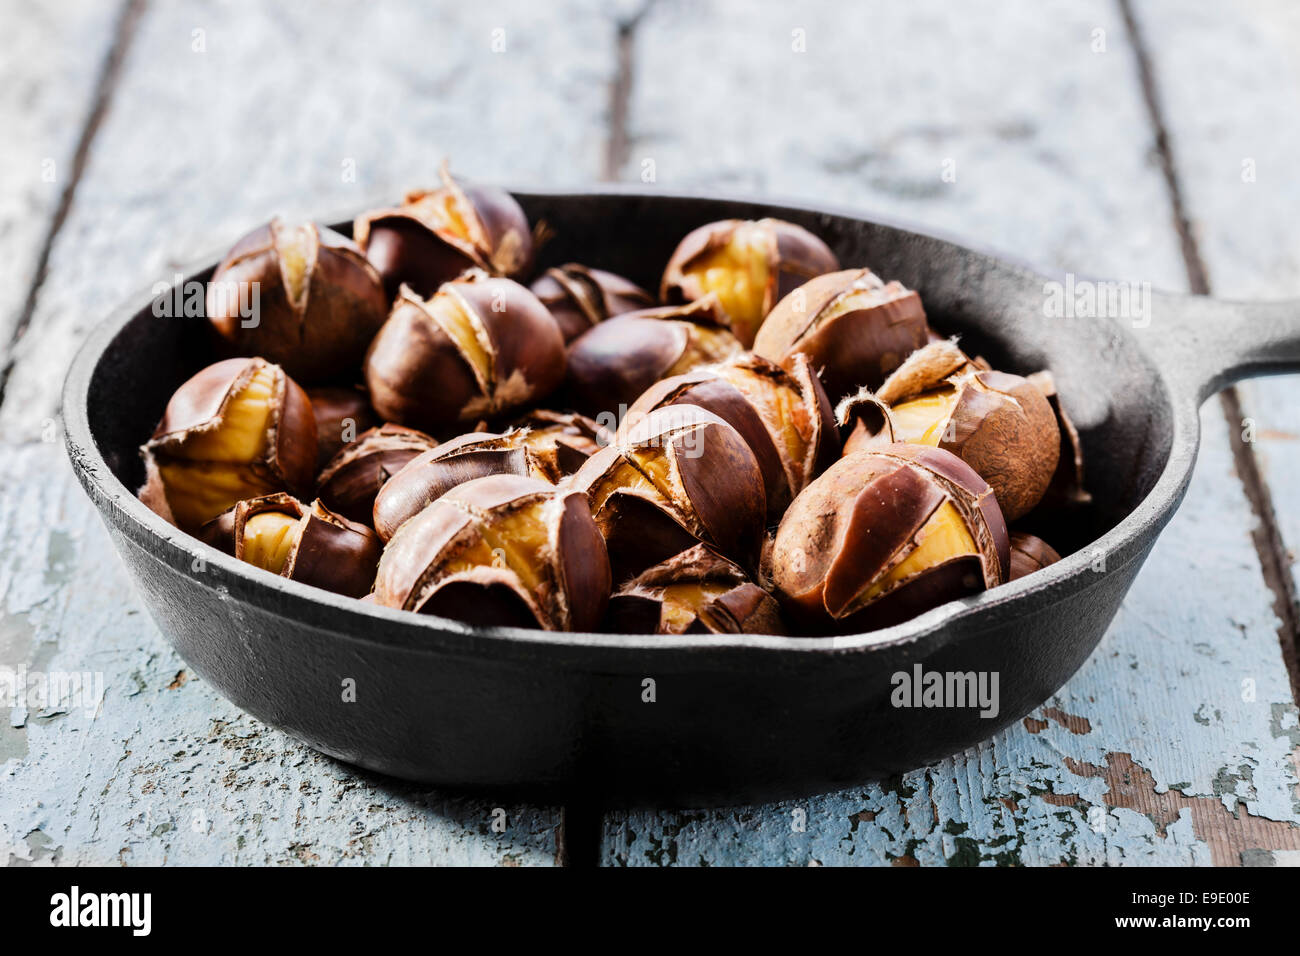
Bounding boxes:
[771,444,1009,633]
[372,413,608,541]
[661,218,839,347]
[753,267,929,403]
[315,423,437,525]
[564,298,741,419]
[139,357,316,532]
[605,544,783,635]
[621,353,838,518]
[206,219,388,383]
[571,403,766,581]
[838,340,1061,521]
[307,385,380,469]
[1009,531,1062,581]
[372,474,610,631]
[364,272,566,431]
[353,163,533,299]
[1027,371,1090,511]
[530,264,656,343]
[199,493,381,598]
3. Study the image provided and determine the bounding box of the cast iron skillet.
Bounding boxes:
[63,189,1300,806]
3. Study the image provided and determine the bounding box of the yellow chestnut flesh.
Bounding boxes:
[858,501,978,603]
[440,499,551,594]
[684,223,769,341]
[888,388,960,446]
[273,221,314,308]
[241,510,301,575]
[430,288,493,384]
[658,581,732,633]
[176,364,275,462]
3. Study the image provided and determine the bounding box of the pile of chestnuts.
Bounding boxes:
[139,165,1083,636]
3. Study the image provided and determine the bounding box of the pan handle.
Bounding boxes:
[1150,293,1300,403]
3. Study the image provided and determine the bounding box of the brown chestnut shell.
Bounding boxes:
[353,164,534,299]
[315,423,437,525]
[206,220,388,383]
[771,444,1009,634]
[199,493,381,599]
[661,218,839,348]
[753,267,929,403]
[605,544,784,635]
[139,357,317,532]
[371,474,610,632]
[564,298,741,420]
[307,385,380,469]
[530,264,656,343]
[838,341,1061,521]
[620,352,838,519]
[570,403,766,582]
[1009,531,1062,581]
[363,273,566,431]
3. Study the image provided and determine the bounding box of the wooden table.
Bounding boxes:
[2,0,1297,866]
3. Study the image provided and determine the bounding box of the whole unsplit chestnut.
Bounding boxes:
[353,164,533,299]
[364,272,566,432]
[315,423,437,525]
[530,264,655,343]
[771,444,1009,633]
[753,267,929,403]
[571,403,766,582]
[372,412,608,541]
[661,218,840,347]
[621,352,838,519]
[199,493,381,598]
[307,385,380,469]
[605,544,784,635]
[372,474,610,632]
[139,357,316,532]
[206,219,388,383]
[564,298,741,419]
[1009,531,1062,581]
[837,340,1061,521]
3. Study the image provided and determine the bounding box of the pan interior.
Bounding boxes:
[84,193,1174,567]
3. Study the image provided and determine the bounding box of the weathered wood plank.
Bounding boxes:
[0,0,633,865]
[0,0,121,366]
[0,445,561,866]
[601,0,1300,865]
[1131,0,1300,640]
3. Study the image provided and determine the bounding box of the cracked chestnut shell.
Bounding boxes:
[372,412,608,541]
[661,218,839,348]
[530,263,655,343]
[354,164,533,299]
[139,357,316,532]
[772,444,1009,634]
[364,272,566,431]
[1009,531,1062,581]
[199,493,381,598]
[206,219,388,383]
[564,298,741,420]
[605,544,784,635]
[621,352,838,519]
[307,385,379,469]
[372,474,610,632]
[315,423,437,525]
[753,267,929,403]
[838,340,1061,521]
[571,403,766,582]
[1027,370,1090,511]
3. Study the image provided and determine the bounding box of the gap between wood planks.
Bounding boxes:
[602,0,656,182]
[0,0,147,413]
[1119,0,1300,703]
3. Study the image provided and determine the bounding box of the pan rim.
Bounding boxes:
[61,186,1203,663]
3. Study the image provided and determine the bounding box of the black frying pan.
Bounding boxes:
[62,189,1300,807]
